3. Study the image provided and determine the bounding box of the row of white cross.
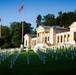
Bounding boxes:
[33,48,46,64]
[10,49,21,69]
[44,47,76,60]
[0,44,76,69]
[0,48,16,65]
[26,49,30,64]
[0,48,29,69]
[33,44,76,64]
[26,48,46,64]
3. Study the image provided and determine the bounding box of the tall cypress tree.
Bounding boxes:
[36,14,42,27]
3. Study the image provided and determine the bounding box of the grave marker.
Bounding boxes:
[65,50,68,58]
[43,55,46,64]
[52,50,54,58]
[55,50,58,60]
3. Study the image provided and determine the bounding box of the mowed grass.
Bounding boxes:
[0,50,76,75]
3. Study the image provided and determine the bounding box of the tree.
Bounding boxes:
[12,31,21,47]
[56,11,76,28]
[58,11,62,16]
[10,21,33,47]
[1,25,10,37]
[0,25,12,48]
[36,14,42,27]
[0,37,5,47]
[23,22,33,34]
[42,14,55,26]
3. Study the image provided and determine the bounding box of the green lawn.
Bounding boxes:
[0,50,76,75]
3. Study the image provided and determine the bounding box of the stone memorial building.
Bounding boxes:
[24,22,76,49]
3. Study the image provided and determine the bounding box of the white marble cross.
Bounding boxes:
[2,54,4,61]
[65,50,68,58]
[52,50,54,58]
[42,55,46,64]
[55,51,58,60]
[40,54,43,61]
[27,54,30,64]
[61,50,63,56]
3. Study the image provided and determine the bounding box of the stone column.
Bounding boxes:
[42,32,43,43]
[49,33,50,43]
[66,34,67,43]
[37,32,38,44]
[27,38,28,48]
[44,31,45,47]
[38,32,40,43]
[31,40,32,48]
[41,32,42,43]
[40,32,41,43]
[63,35,64,43]
[59,36,61,44]
[56,35,58,45]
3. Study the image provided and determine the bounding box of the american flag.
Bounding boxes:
[18,5,24,12]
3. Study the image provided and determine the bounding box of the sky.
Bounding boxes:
[0,0,76,29]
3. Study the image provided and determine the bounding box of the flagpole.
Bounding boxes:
[22,17,24,43]
[18,3,24,49]
[20,3,24,49]
[22,3,24,43]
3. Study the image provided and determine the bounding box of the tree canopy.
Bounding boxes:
[36,10,76,28]
[36,14,42,27]
[0,21,33,49]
